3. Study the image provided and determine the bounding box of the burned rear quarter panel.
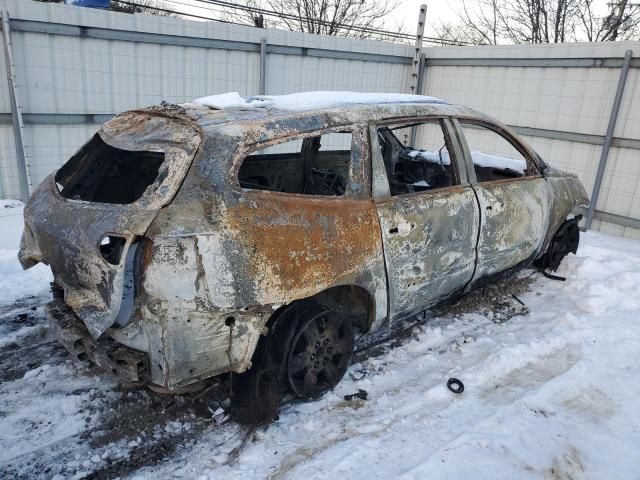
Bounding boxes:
[141,121,387,388]
[20,110,202,340]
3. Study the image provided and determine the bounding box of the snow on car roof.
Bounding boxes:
[189,91,447,112]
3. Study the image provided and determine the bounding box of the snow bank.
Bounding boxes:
[1,199,26,250]
[192,91,446,111]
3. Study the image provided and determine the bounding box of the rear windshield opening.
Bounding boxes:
[55,134,165,204]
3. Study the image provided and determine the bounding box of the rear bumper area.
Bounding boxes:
[46,298,149,384]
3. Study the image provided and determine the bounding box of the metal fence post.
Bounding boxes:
[259,38,267,95]
[585,49,633,230]
[409,54,426,146]
[407,4,426,146]
[2,10,31,201]
[409,4,426,95]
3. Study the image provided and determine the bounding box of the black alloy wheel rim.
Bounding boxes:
[287,309,354,399]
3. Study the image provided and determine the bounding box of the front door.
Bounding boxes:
[455,119,549,281]
[372,118,480,320]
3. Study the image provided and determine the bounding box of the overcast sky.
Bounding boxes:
[389,0,457,35]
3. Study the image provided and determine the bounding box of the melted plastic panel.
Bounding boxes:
[55,134,165,204]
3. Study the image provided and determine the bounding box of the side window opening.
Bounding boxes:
[376,120,458,196]
[459,121,538,182]
[238,132,352,196]
[55,134,165,204]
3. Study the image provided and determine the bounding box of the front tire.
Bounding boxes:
[539,217,580,271]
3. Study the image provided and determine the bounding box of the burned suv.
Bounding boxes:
[19,92,588,398]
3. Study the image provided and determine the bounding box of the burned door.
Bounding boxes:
[371,118,480,320]
[456,119,549,281]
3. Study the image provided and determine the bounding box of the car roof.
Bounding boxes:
[117,92,500,147]
[179,101,491,140]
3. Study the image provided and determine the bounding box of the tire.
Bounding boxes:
[539,217,580,271]
[281,301,355,399]
[233,300,356,424]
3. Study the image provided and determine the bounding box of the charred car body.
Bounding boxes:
[19,93,588,398]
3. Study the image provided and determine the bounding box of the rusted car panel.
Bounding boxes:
[376,187,480,318]
[472,178,549,280]
[540,167,589,253]
[19,111,202,340]
[19,98,589,392]
[130,123,387,388]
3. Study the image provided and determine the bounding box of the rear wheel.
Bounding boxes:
[286,303,355,399]
[233,300,356,423]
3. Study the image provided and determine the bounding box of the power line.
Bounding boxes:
[163,0,227,15]
[126,0,475,45]
[187,0,415,39]
[115,0,233,22]
[115,0,475,46]
[188,0,477,44]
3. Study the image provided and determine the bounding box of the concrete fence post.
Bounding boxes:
[409,4,426,95]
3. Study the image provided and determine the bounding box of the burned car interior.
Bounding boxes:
[238,132,352,196]
[55,134,166,204]
[376,121,456,195]
[459,121,532,182]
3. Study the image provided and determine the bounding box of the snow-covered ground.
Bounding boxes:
[0,200,52,304]
[1,199,640,479]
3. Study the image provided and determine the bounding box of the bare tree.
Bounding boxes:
[222,0,403,39]
[443,0,639,44]
[432,21,490,45]
[578,0,640,40]
[457,0,501,44]
[453,0,581,44]
[110,0,172,15]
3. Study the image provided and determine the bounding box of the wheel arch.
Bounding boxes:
[267,283,378,334]
[539,174,589,259]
